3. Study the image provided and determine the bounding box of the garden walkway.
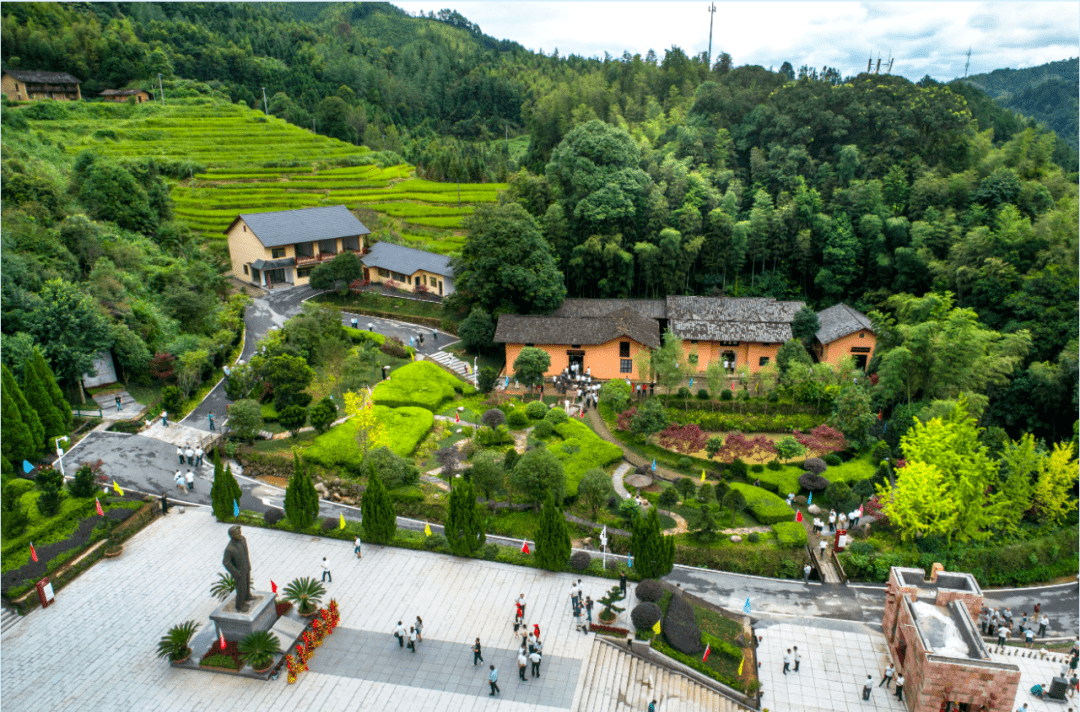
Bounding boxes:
[584,410,684,484]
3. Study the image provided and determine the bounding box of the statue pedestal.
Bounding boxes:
[210,591,276,641]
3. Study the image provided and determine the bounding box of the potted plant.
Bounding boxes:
[156,621,200,664]
[238,630,282,673]
[282,577,326,617]
[597,584,625,624]
[210,572,236,601]
[104,536,123,557]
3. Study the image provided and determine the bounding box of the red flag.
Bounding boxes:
[95,498,104,516]
[796,510,803,523]
[521,539,530,555]
[219,629,226,650]
[703,643,711,661]
[878,409,883,420]
[730,381,735,391]
[30,542,37,563]
[455,411,460,423]
[271,580,278,594]
[579,410,585,420]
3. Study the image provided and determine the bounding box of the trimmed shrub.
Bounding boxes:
[824,481,852,507]
[720,390,733,402]
[635,579,664,602]
[798,472,830,492]
[570,550,592,570]
[658,487,679,507]
[766,461,783,471]
[320,517,337,531]
[824,454,843,466]
[772,521,808,547]
[526,400,548,420]
[726,459,747,477]
[803,458,827,475]
[663,594,703,654]
[476,425,514,447]
[544,408,569,425]
[677,387,692,399]
[750,464,764,473]
[696,389,710,400]
[677,457,692,471]
[263,508,285,526]
[481,408,506,429]
[423,533,448,551]
[366,447,419,489]
[533,420,555,439]
[371,360,463,410]
[389,486,425,504]
[727,482,795,524]
[674,478,697,499]
[747,532,760,543]
[631,602,663,631]
[507,408,529,428]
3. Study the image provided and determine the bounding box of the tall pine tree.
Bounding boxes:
[2,373,35,465]
[361,471,397,544]
[284,451,319,529]
[631,507,675,579]
[444,479,485,556]
[22,356,64,441]
[210,447,242,521]
[30,349,71,432]
[535,493,571,571]
[2,364,44,459]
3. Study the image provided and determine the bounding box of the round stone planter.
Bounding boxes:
[104,545,124,558]
[169,651,192,666]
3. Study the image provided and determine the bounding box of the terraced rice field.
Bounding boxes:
[41,100,505,253]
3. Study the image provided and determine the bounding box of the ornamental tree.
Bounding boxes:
[360,471,397,544]
[630,399,669,445]
[444,479,485,557]
[344,389,386,456]
[284,451,319,530]
[717,432,777,464]
[578,467,614,519]
[535,493,571,571]
[28,348,71,432]
[774,435,808,462]
[2,364,43,462]
[512,347,551,390]
[657,423,708,456]
[210,447,243,521]
[510,447,565,509]
[308,397,338,434]
[631,507,675,579]
[21,352,65,441]
[792,425,847,455]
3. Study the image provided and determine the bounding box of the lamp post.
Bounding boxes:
[54,436,70,477]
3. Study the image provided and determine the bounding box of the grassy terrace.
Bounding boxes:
[37,100,504,254]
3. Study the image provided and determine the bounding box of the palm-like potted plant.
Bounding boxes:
[238,630,282,673]
[282,577,326,617]
[156,621,200,664]
[210,572,236,601]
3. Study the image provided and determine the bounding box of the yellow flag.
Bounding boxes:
[700,469,706,483]
[112,480,124,496]
[339,513,346,530]
[738,655,744,676]
[424,522,432,537]
[652,619,661,635]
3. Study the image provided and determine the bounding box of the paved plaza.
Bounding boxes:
[0,510,610,712]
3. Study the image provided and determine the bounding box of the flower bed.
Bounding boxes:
[200,639,243,670]
[667,409,826,433]
[589,623,630,637]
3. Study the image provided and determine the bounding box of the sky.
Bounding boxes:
[395,2,1079,82]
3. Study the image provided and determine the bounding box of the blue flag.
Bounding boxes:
[22,460,34,474]
[233,500,240,517]
[689,376,694,387]
[651,459,656,472]
[807,492,812,506]
[743,597,751,615]
[628,553,634,568]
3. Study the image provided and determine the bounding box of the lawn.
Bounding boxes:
[301,404,434,473]
[372,360,468,410]
[548,419,624,497]
[726,482,795,525]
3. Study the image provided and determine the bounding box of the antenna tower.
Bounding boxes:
[964,47,972,78]
[707,3,717,67]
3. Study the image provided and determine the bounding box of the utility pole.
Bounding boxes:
[964,47,972,78]
[707,3,717,67]
[158,73,165,106]
[261,86,269,115]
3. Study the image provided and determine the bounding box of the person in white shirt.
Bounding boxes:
[393,620,408,647]
[517,650,528,680]
[879,663,894,687]
[529,649,542,677]
[185,469,194,492]
[321,556,331,583]
[516,593,526,618]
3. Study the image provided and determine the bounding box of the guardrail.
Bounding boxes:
[72,406,103,419]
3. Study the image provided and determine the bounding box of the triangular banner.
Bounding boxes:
[521,539,530,555]
[95,498,104,516]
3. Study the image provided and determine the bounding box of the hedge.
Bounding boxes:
[675,544,807,579]
[663,593,703,654]
[771,521,808,547]
[667,409,827,433]
[304,405,433,473]
[371,360,463,410]
[749,467,802,496]
[548,418,623,497]
[378,406,435,456]
[727,482,795,525]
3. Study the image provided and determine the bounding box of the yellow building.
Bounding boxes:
[225,205,369,289]
[1,69,82,101]
[99,88,152,103]
[360,241,454,297]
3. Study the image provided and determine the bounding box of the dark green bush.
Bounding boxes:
[726,459,747,477]
[824,454,843,466]
[423,533,448,551]
[526,401,548,420]
[533,420,555,439]
[658,488,679,507]
[750,464,764,473]
[677,387,692,399]
[697,389,710,400]
[663,594,703,654]
[677,457,692,471]
[720,390,733,402]
[747,532,760,543]
[635,579,664,602]
[674,477,697,499]
[481,408,506,429]
[544,408,569,425]
[767,392,779,403]
[476,425,514,447]
[507,408,529,428]
[852,479,875,501]
[161,386,184,416]
[824,482,852,507]
[263,508,285,526]
[766,461,783,471]
[631,602,662,630]
[570,550,591,570]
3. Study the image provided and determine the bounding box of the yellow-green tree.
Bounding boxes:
[1031,441,1078,526]
[344,389,386,456]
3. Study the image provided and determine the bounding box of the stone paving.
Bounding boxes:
[0,510,610,712]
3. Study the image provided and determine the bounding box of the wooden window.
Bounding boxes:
[378,268,390,278]
[525,343,534,347]
[571,344,581,349]
[620,359,633,373]
[619,341,630,357]
[758,356,770,367]
[271,248,286,259]
[297,267,312,278]
[243,265,249,275]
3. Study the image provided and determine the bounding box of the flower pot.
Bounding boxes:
[252,659,274,674]
[599,611,617,625]
[299,606,319,618]
[104,545,123,558]
[169,650,192,666]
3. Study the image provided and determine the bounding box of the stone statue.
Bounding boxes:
[223,525,253,612]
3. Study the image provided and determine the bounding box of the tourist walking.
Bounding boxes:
[819,539,828,557]
[1024,627,1035,648]
[585,596,594,624]
[472,638,483,665]
[115,394,122,412]
[518,649,528,680]
[997,624,1009,652]
[185,469,194,492]
[570,582,580,614]
[783,649,791,675]
[195,446,204,467]
[514,605,523,632]
[1038,613,1050,637]
[161,411,168,426]
[208,412,215,431]
[407,626,417,652]
[793,646,801,672]
[804,563,812,584]
[895,674,905,701]
[862,674,873,700]
[177,445,185,465]
[175,470,184,492]
[879,663,894,687]
[321,556,332,583]
[414,616,423,642]
[394,621,407,647]
[530,649,542,677]
[619,570,627,595]
[828,510,837,533]
[516,593,527,618]
[488,666,500,696]
[185,445,195,466]
[353,535,362,559]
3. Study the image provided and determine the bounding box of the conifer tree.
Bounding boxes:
[210,447,242,521]
[535,493,571,571]
[2,364,43,460]
[631,507,675,579]
[1,380,33,466]
[284,451,318,529]
[444,479,485,556]
[361,471,397,544]
[30,349,71,431]
[22,355,64,440]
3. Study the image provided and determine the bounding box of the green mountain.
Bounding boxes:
[959,58,1079,149]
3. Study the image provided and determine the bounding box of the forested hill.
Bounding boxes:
[960,58,1079,150]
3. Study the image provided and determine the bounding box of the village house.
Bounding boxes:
[99,88,152,103]
[225,205,369,289]
[495,296,876,381]
[361,241,455,297]
[1,69,82,102]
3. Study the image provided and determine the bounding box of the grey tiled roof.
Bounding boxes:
[361,241,453,278]
[251,258,295,270]
[228,205,370,248]
[99,89,148,96]
[4,69,81,84]
[494,307,661,349]
[815,303,875,344]
[550,299,667,320]
[665,297,805,343]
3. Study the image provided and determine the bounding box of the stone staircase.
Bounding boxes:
[1,605,21,636]
[577,638,751,712]
[88,390,145,421]
[427,350,477,384]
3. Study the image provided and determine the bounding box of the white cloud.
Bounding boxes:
[395,2,1078,80]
